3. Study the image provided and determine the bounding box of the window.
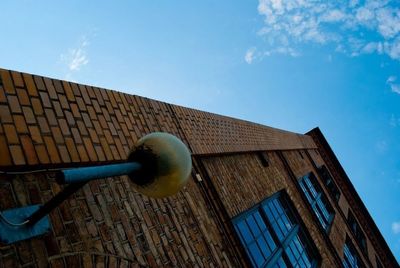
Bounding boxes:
[317,165,340,203]
[347,211,367,254]
[299,173,334,231]
[257,152,269,167]
[343,238,364,268]
[376,256,383,268]
[233,192,319,268]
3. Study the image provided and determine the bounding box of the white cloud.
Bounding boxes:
[387,75,397,83]
[356,7,374,22]
[362,42,383,54]
[376,7,400,39]
[390,84,400,94]
[386,75,400,94]
[321,9,346,22]
[265,46,300,57]
[256,0,400,61]
[386,37,400,60]
[392,221,400,234]
[61,36,90,72]
[69,48,88,71]
[245,47,257,64]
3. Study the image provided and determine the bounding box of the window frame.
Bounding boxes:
[375,256,383,268]
[298,172,335,232]
[316,165,341,203]
[343,237,365,268]
[233,191,320,268]
[347,210,368,255]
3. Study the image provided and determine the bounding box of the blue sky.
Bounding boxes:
[1,0,400,261]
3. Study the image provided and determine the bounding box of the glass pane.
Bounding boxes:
[290,240,301,260]
[247,216,261,237]
[273,198,284,215]
[316,198,330,221]
[281,213,293,232]
[305,177,318,198]
[296,256,307,268]
[263,203,275,223]
[272,221,285,241]
[299,181,313,203]
[285,246,297,265]
[344,243,356,267]
[249,243,265,267]
[301,251,312,268]
[268,201,280,220]
[257,236,271,259]
[314,206,327,229]
[254,211,267,231]
[263,228,277,251]
[272,256,287,268]
[294,235,304,253]
[236,220,253,244]
[277,217,290,238]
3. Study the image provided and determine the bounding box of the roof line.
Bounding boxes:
[306,127,398,267]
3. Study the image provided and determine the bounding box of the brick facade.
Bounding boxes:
[0,68,397,267]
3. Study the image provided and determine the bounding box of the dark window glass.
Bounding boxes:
[376,257,383,268]
[299,173,334,231]
[347,211,367,254]
[257,152,270,167]
[343,238,364,268]
[237,220,252,243]
[317,165,340,202]
[233,192,319,268]
[274,257,287,268]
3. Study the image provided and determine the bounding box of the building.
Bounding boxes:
[0,68,398,267]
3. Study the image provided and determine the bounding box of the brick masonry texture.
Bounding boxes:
[0,172,238,267]
[200,152,338,267]
[307,130,399,268]
[0,68,397,268]
[0,68,315,168]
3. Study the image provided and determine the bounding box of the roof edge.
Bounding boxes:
[306,127,398,267]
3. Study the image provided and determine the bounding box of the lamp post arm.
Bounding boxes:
[57,162,142,184]
[27,162,142,226]
[26,181,87,226]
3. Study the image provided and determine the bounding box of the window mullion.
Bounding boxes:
[265,248,283,268]
[281,225,299,248]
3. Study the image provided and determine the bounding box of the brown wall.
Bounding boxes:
[0,68,315,169]
[200,151,339,267]
[0,68,251,267]
[0,171,242,267]
[307,130,398,267]
[0,68,397,267]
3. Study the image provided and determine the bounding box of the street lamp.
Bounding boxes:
[0,132,192,244]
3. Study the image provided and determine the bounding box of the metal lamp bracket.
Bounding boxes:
[0,132,192,244]
[0,205,51,244]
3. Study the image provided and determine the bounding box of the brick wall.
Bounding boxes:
[0,68,313,267]
[0,68,257,267]
[306,147,389,268]
[0,171,243,267]
[0,68,315,169]
[307,128,398,268]
[0,68,396,267]
[200,151,339,267]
